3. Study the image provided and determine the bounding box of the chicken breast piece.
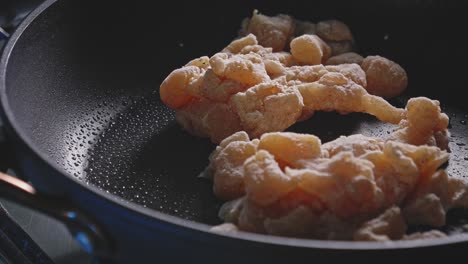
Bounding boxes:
[208,108,455,240]
[160,34,408,143]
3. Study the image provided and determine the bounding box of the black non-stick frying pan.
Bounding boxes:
[1,0,468,262]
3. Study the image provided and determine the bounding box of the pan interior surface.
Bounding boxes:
[3,0,468,242]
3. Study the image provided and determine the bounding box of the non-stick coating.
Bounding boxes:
[3,0,468,238]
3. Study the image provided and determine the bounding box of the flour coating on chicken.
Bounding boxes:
[206,96,461,241]
[158,10,460,242]
[161,34,407,143]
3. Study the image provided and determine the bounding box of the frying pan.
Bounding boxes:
[1,0,468,262]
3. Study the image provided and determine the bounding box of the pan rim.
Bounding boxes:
[1,0,468,251]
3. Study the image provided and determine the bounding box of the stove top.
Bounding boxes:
[0,1,91,262]
[0,198,90,263]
